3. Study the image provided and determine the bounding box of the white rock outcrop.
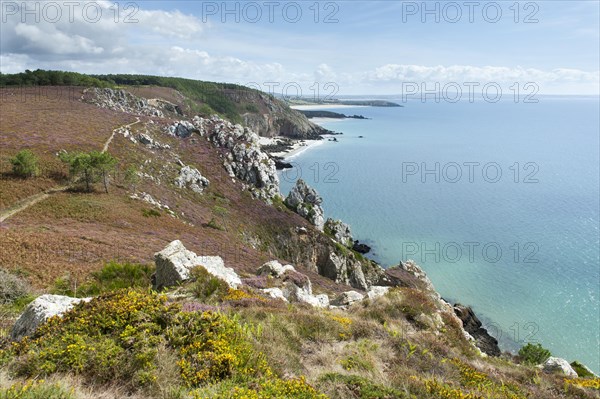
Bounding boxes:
[324,218,353,247]
[175,165,210,194]
[331,291,365,307]
[285,179,324,231]
[541,357,578,377]
[366,286,390,300]
[257,260,295,278]
[11,295,91,340]
[154,240,241,290]
[261,288,288,302]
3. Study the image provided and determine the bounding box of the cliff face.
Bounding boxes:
[221,88,329,139]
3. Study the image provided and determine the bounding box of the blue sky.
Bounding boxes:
[1,0,598,94]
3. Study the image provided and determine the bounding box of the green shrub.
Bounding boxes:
[142,208,161,217]
[518,343,551,365]
[51,262,153,297]
[189,267,230,303]
[79,261,154,296]
[571,361,595,378]
[10,150,39,178]
[207,217,224,230]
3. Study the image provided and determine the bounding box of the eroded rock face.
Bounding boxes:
[325,218,353,247]
[285,179,325,231]
[154,240,241,290]
[453,304,501,357]
[320,252,368,290]
[11,295,91,340]
[175,165,210,194]
[541,357,578,377]
[185,116,280,202]
[84,88,164,117]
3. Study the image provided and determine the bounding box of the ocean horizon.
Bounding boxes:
[280,96,600,374]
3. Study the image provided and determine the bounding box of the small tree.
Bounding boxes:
[59,150,117,193]
[518,343,551,365]
[10,149,39,178]
[91,151,117,193]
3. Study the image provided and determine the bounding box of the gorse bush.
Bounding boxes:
[518,343,551,365]
[10,150,39,178]
[0,380,75,399]
[0,290,324,397]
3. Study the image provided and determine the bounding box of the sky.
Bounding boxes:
[0,0,599,95]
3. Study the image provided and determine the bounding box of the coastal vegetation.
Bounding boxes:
[0,78,598,399]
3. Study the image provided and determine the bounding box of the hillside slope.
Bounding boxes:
[0,83,598,399]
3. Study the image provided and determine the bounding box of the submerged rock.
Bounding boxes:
[285,179,325,231]
[154,240,241,290]
[11,295,91,340]
[352,241,371,254]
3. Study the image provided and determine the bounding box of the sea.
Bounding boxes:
[278,96,600,374]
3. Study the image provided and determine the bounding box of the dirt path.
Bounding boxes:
[1,119,142,223]
[102,117,140,152]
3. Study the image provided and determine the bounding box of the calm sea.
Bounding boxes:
[279,97,600,373]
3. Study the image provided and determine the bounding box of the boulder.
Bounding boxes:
[154,240,241,290]
[331,290,365,306]
[169,121,197,138]
[285,179,325,231]
[279,274,329,308]
[175,165,210,194]
[541,357,578,377]
[324,218,353,247]
[257,260,295,278]
[453,304,501,357]
[367,286,390,300]
[11,295,91,340]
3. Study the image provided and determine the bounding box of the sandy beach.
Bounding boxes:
[259,136,327,160]
[290,104,367,111]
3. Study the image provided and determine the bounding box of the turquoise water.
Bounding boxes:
[279,97,600,373]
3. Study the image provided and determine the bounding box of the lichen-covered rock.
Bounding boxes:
[541,357,578,377]
[11,295,91,340]
[257,260,295,278]
[325,218,353,247]
[285,179,325,231]
[168,121,198,138]
[175,165,209,194]
[154,240,241,290]
[331,291,365,307]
